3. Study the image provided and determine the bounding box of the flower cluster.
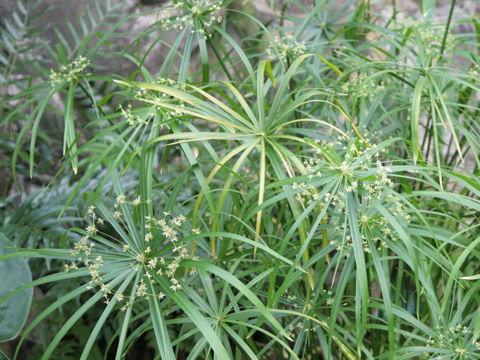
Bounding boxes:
[118,104,154,128]
[341,72,385,100]
[267,35,307,61]
[424,324,480,359]
[295,135,410,256]
[152,78,187,120]
[468,64,479,79]
[131,78,188,122]
[49,55,90,87]
[119,78,189,127]
[65,195,197,308]
[286,321,308,339]
[159,0,223,39]
[390,18,455,56]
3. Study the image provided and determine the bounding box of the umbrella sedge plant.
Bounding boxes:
[1,0,480,359]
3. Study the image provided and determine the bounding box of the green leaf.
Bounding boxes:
[64,81,79,174]
[474,309,480,340]
[442,236,480,312]
[411,75,426,163]
[178,31,195,85]
[147,280,175,359]
[0,234,33,342]
[55,43,68,64]
[346,193,368,353]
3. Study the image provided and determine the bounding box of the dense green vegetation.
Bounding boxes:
[1,0,480,358]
